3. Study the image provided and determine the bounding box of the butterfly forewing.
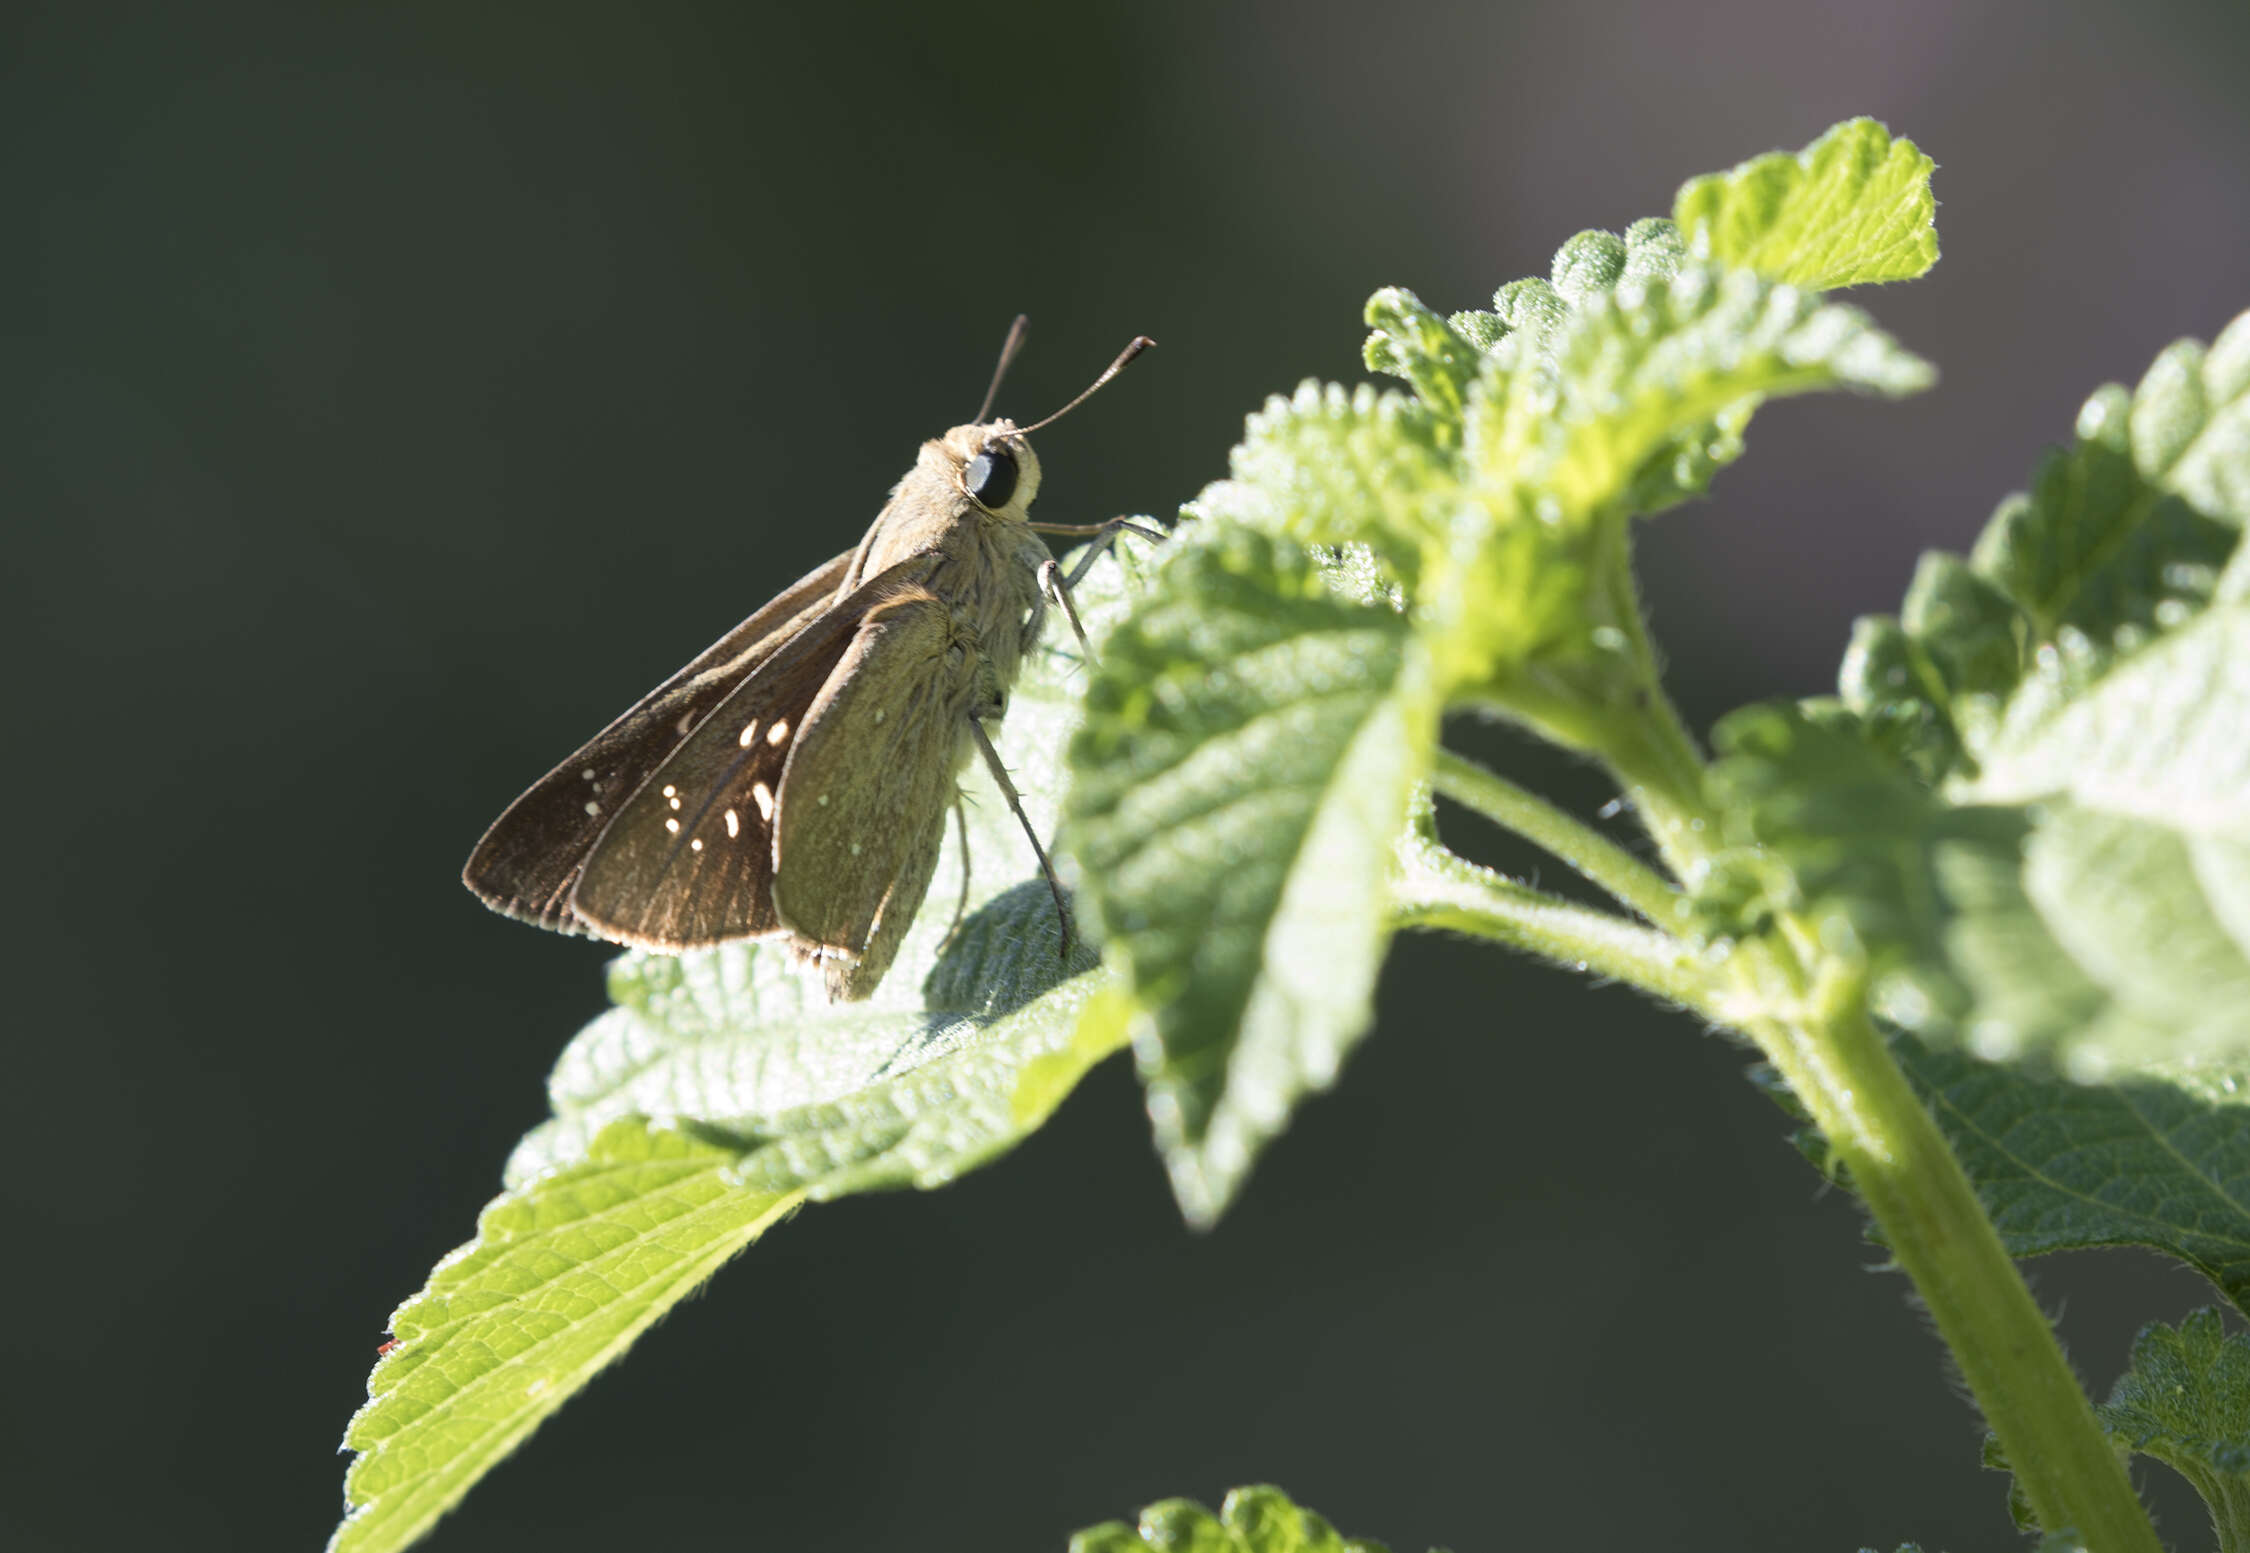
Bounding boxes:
[567,556,942,949]
[462,548,855,929]
[772,590,971,994]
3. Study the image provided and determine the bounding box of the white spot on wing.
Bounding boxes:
[662,784,677,798]
[767,719,790,745]
[752,782,774,821]
[849,841,861,856]
[724,808,740,838]
[665,818,680,834]
[816,793,828,806]
[872,709,885,724]
[690,838,704,852]
[738,719,760,748]
[581,768,598,782]
[668,795,681,810]
[584,800,601,816]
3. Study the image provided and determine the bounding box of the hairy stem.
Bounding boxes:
[1391,832,1713,1009]
[1584,552,1727,883]
[1430,748,1681,923]
[1565,539,2159,1549]
[1752,957,2159,1551]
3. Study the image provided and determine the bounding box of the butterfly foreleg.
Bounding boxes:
[1029,516,1166,664]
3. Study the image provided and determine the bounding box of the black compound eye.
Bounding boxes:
[964,445,1019,509]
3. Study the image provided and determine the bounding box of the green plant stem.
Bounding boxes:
[1391,832,1714,1009]
[1752,959,2159,1552]
[1594,688,1721,881]
[1584,557,1729,885]
[1430,748,1681,923]
[1571,557,2161,1550]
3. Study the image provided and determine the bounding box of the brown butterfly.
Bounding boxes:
[463,319,1156,998]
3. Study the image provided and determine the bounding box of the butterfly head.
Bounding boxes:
[944,421,1043,519]
[939,327,1152,522]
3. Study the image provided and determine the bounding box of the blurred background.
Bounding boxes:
[9,1,2250,1548]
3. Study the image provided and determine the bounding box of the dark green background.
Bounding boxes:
[11,2,2250,1548]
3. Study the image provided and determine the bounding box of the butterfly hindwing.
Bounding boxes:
[566,556,943,950]
[462,548,855,929]
[771,588,971,995]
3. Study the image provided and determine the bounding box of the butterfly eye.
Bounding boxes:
[964,446,1019,509]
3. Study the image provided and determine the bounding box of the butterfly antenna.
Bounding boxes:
[973,314,1031,423]
[1014,335,1156,435]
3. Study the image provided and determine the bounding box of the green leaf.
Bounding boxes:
[1969,388,2237,655]
[1366,192,1933,570]
[1068,1484,1407,1553]
[1437,253,1932,713]
[1194,379,1462,583]
[2017,811,2250,1060]
[1673,117,1939,289]
[1471,264,1934,526]
[1891,1036,2250,1312]
[333,541,1155,1552]
[513,893,1115,1178]
[1454,220,1689,369]
[1717,315,2250,1077]
[1411,218,1898,538]
[1707,702,2250,1073]
[331,1123,801,1553]
[1967,599,2250,840]
[1702,701,2029,1019]
[337,931,1129,1553]
[1844,311,2250,790]
[1324,140,1935,728]
[1362,286,1480,425]
[1953,315,2250,838]
[1065,527,1437,1225]
[2096,1310,2250,1545]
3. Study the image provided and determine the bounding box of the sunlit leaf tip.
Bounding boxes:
[1674,116,1939,290]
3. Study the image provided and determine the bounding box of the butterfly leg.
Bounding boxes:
[967,716,1074,961]
[1037,555,1096,661]
[1029,516,1167,586]
[1030,517,1166,664]
[937,791,973,954]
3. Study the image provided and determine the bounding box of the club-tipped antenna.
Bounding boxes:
[1012,335,1157,436]
[973,314,1031,424]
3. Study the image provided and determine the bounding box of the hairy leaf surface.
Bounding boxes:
[2096,1310,2250,1543]
[1894,1039,2250,1310]
[1673,116,1939,289]
[1066,528,1434,1225]
[1470,263,1932,525]
[1197,378,1463,582]
[1844,311,2250,788]
[1710,703,2250,1072]
[1716,314,2250,1076]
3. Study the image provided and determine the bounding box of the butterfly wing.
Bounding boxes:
[463,548,856,930]
[770,589,969,998]
[567,556,943,950]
